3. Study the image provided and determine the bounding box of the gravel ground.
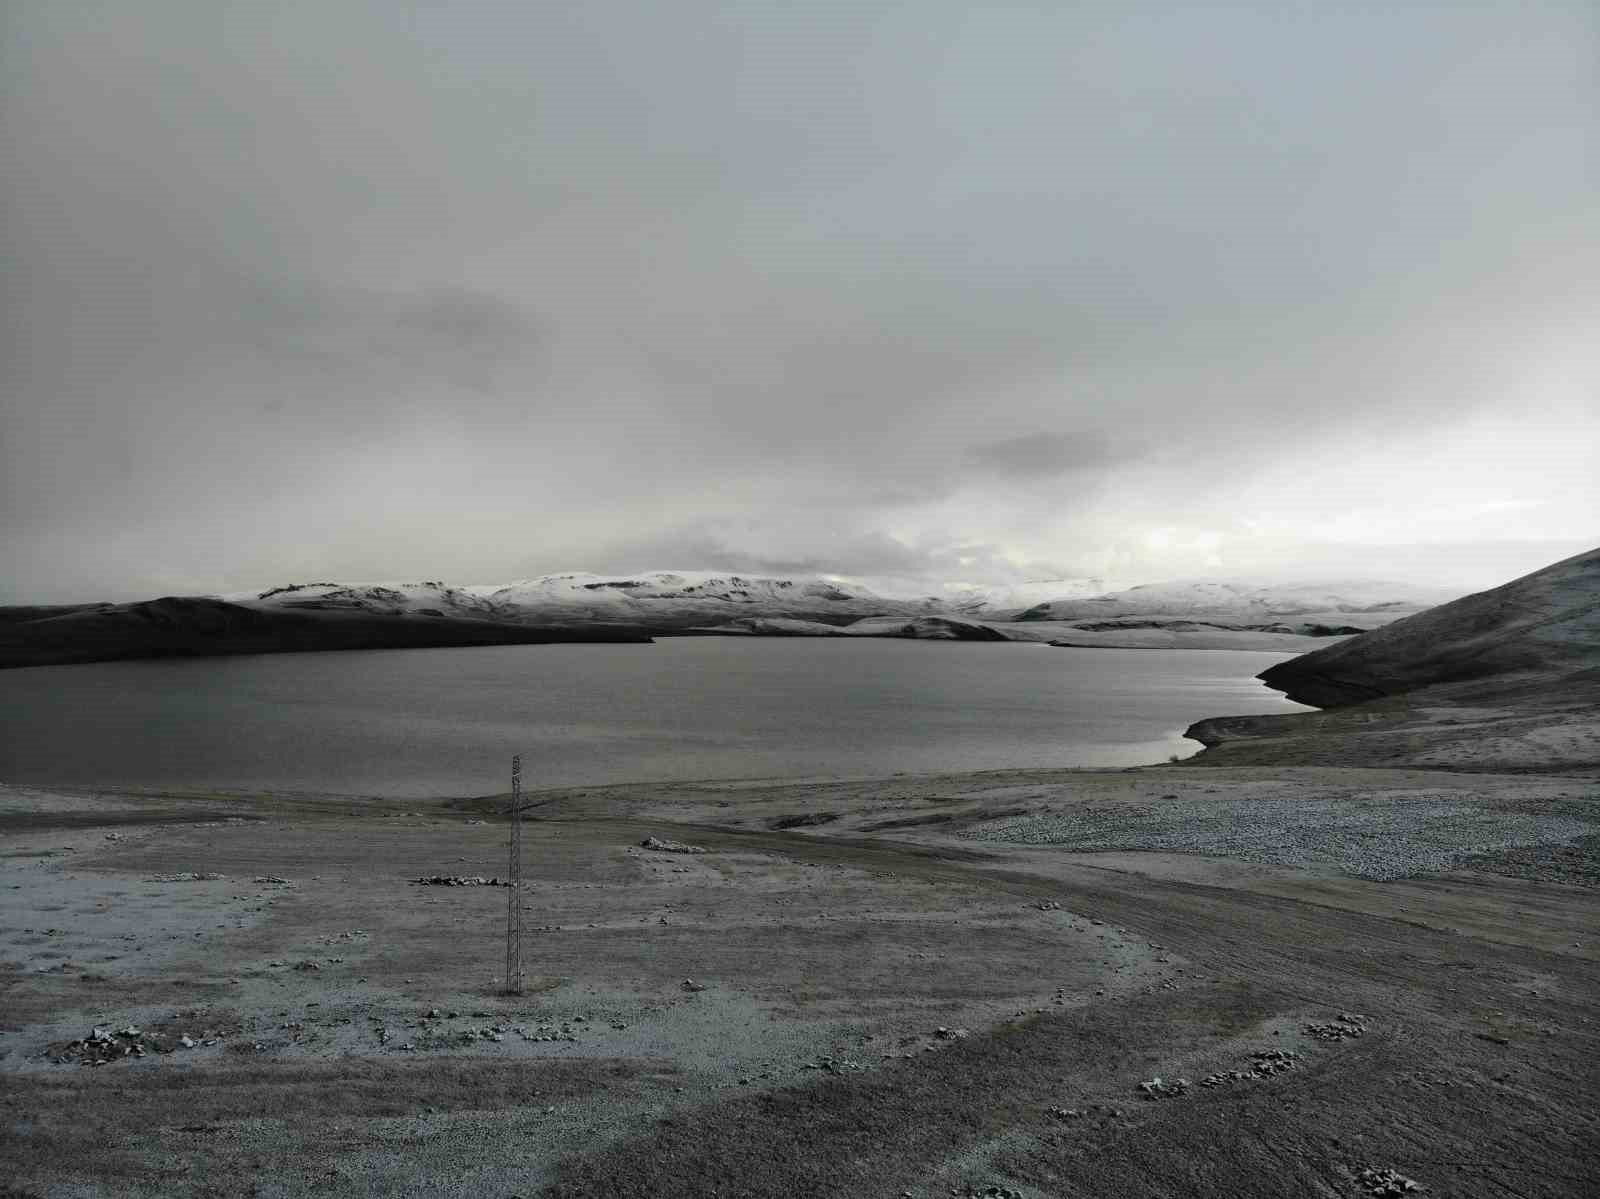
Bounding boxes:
[5,774,1599,1196]
[1459,832,1600,888]
[960,787,1600,880]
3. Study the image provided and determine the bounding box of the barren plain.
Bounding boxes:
[4,759,1597,1197]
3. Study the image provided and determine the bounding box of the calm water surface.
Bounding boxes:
[0,639,1311,797]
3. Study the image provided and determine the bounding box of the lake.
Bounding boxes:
[0,639,1312,797]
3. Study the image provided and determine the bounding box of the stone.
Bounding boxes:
[639,837,708,854]
[1356,1167,1424,1196]
[1137,1076,1190,1100]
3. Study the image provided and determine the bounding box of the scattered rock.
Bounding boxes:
[933,1026,971,1041]
[412,875,508,887]
[681,978,708,992]
[1357,1166,1425,1196]
[145,872,226,882]
[801,1055,865,1074]
[639,837,708,854]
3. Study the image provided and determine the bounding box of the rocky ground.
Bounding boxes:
[2,763,1597,1198]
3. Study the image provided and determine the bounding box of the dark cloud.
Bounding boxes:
[237,283,541,398]
[2,2,1596,602]
[963,432,1144,479]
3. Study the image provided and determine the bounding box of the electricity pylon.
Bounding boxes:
[503,754,524,995]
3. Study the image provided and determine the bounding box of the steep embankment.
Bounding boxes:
[1186,547,1600,773]
[1255,547,1600,707]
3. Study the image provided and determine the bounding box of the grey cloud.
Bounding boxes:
[581,527,936,583]
[2,2,1596,601]
[555,523,1072,594]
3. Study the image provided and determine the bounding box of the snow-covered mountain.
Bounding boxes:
[880,577,1113,617]
[5,570,1464,669]
[231,573,922,630]
[1015,578,1461,627]
[225,572,1458,636]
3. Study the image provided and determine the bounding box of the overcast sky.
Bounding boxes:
[3,1,1596,603]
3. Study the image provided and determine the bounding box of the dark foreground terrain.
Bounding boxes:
[0,598,653,669]
[3,764,1596,1197]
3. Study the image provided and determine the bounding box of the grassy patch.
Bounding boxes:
[544,983,1280,1197]
[1,1056,661,1192]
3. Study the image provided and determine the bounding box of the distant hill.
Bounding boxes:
[1187,546,1600,773]
[227,574,920,634]
[0,596,650,669]
[2,570,1460,668]
[1257,547,1600,708]
[1016,578,1458,630]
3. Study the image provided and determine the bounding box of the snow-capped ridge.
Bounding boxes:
[221,570,1458,636]
[1017,577,1460,623]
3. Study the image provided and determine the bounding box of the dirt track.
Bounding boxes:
[2,768,1597,1197]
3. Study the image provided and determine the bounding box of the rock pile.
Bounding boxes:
[52,1024,207,1065]
[1137,1075,1191,1100]
[638,836,707,854]
[1200,1049,1299,1088]
[411,875,508,886]
[1047,1102,1126,1121]
[1307,1012,1369,1041]
[1357,1166,1425,1195]
[54,1026,150,1065]
[517,1023,581,1044]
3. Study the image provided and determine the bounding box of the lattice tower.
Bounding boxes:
[503,754,524,995]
